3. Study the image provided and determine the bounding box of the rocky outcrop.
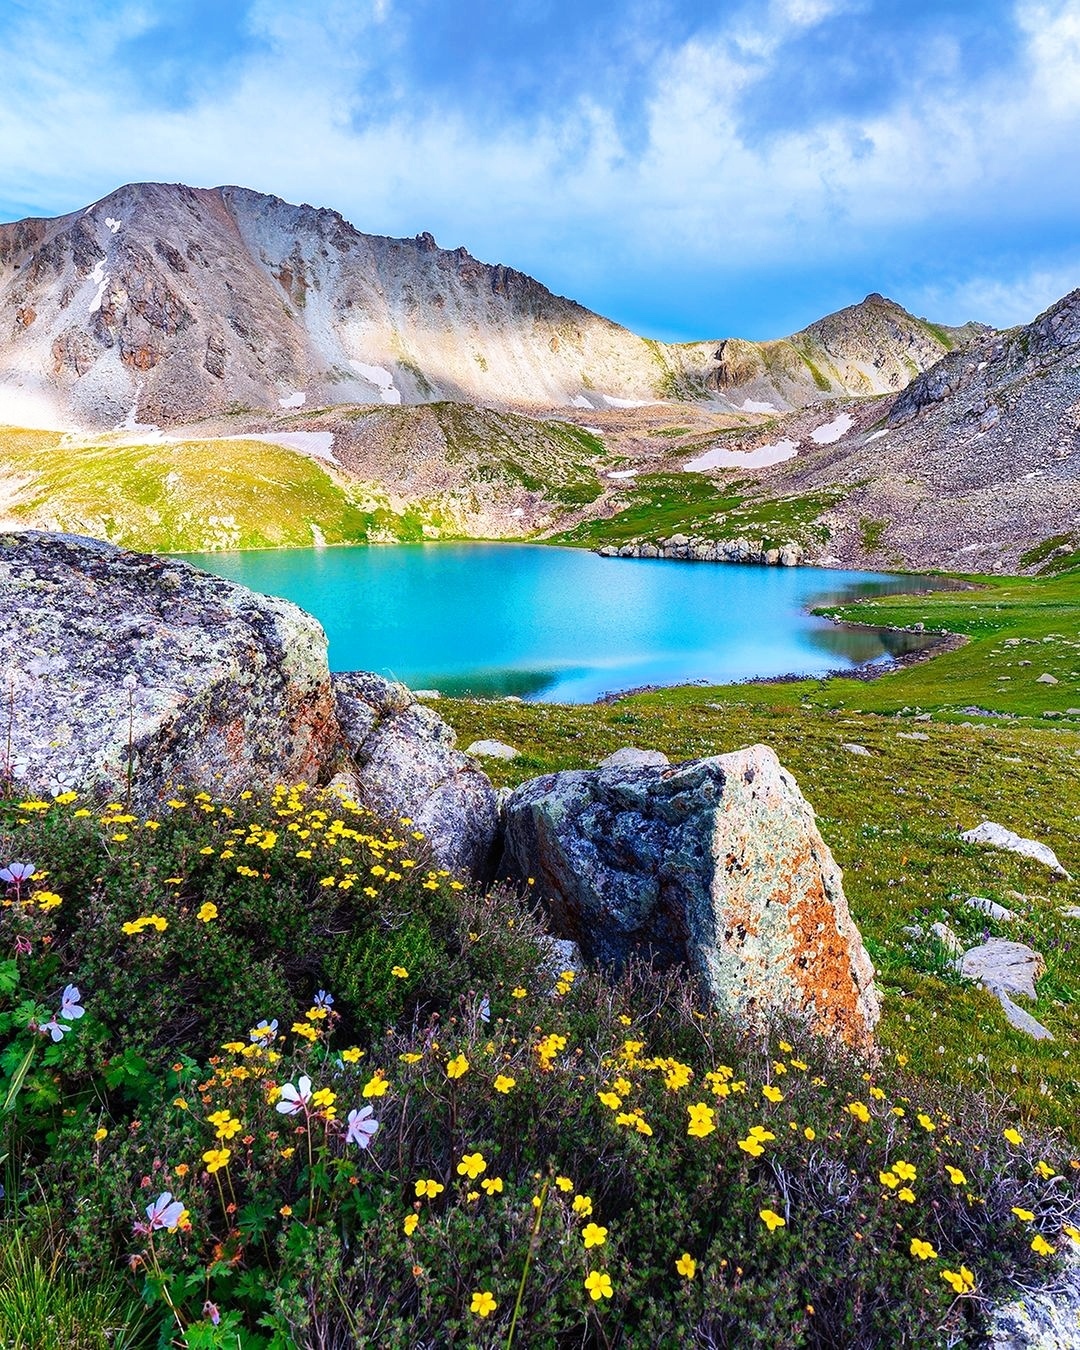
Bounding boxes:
[500,744,879,1054]
[989,1248,1080,1350]
[334,672,499,879]
[597,537,807,566]
[0,531,339,805]
[957,939,1046,1001]
[961,822,1071,878]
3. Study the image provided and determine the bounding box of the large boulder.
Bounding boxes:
[500,744,879,1054]
[0,531,339,805]
[334,672,499,879]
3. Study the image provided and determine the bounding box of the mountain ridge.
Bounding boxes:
[0,181,969,429]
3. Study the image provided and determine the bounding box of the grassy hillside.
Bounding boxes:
[549,472,841,552]
[0,427,450,551]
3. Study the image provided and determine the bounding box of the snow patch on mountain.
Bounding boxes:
[684,439,800,472]
[810,413,854,444]
[87,259,109,314]
[349,361,401,405]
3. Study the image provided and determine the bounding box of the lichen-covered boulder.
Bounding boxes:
[501,744,879,1054]
[334,672,499,879]
[0,531,339,805]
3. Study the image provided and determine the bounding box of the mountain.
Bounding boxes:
[712,290,1080,572]
[0,182,964,428]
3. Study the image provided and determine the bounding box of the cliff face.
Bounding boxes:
[0,183,963,428]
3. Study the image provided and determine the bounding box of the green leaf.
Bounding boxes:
[0,958,19,996]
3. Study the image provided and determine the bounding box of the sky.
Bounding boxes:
[1,0,1079,340]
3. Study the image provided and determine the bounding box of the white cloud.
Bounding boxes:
[0,0,1078,334]
[908,265,1080,328]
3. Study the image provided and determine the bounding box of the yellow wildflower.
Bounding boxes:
[196,902,218,923]
[446,1054,469,1079]
[493,1074,516,1094]
[584,1270,613,1301]
[470,1291,497,1318]
[202,1148,231,1174]
[404,1213,419,1236]
[482,1177,504,1195]
[910,1238,937,1261]
[582,1222,607,1249]
[457,1152,487,1180]
[572,1194,593,1216]
[759,1209,786,1231]
[363,1072,389,1098]
[1031,1234,1056,1256]
[415,1178,445,1200]
[846,1101,870,1123]
[676,1252,697,1279]
[687,1103,716,1138]
[941,1266,975,1295]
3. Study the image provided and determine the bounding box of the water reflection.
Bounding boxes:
[179,543,948,703]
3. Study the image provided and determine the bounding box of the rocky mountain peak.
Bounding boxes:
[0,181,973,429]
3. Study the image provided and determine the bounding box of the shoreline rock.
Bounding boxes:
[0,531,339,806]
[597,536,808,566]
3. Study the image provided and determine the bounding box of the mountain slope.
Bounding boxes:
[702,290,1080,572]
[0,183,966,428]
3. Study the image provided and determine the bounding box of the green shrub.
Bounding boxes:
[1,788,1078,1349]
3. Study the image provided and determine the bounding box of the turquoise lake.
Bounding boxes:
[183,544,932,702]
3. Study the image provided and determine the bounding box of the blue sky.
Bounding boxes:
[1,0,1078,340]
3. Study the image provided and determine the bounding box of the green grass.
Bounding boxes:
[0,427,445,552]
[438,565,1080,1139]
[550,473,841,551]
[0,1228,150,1350]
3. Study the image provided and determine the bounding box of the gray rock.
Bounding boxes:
[0,531,339,806]
[412,689,441,699]
[500,744,880,1054]
[992,987,1054,1041]
[465,739,520,761]
[961,821,1071,878]
[1036,673,1059,684]
[930,921,964,955]
[335,672,499,879]
[989,1247,1080,1349]
[896,731,930,741]
[598,746,670,770]
[842,742,872,756]
[966,895,1016,922]
[536,935,585,991]
[957,939,1046,999]
[1062,906,1080,920]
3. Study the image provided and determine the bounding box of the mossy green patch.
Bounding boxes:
[550,473,840,550]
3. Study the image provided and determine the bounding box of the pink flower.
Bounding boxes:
[275,1075,313,1115]
[144,1191,185,1231]
[345,1105,379,1148]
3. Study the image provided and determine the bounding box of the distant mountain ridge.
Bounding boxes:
[740,288,1080,572]
[0,182,969,428]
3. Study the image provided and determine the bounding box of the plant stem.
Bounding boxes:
[506,1179,548,1350]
